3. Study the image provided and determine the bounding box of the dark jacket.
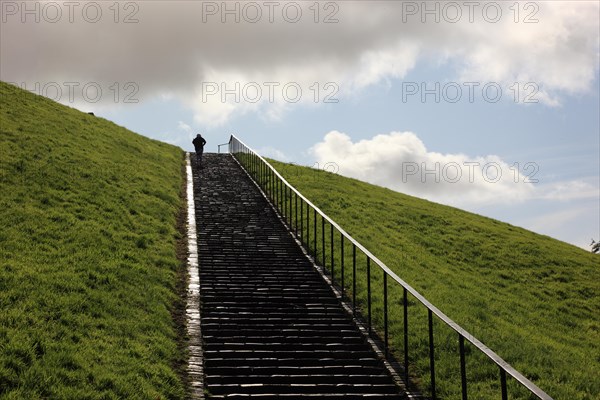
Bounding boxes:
[192,135,206,150]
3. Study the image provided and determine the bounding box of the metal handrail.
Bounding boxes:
[229,134,553,400]
[217,141,231,153]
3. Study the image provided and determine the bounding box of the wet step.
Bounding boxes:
[204,358,384,368]
[205,374,393,385]
[203,349,376,359]
[204,343,371,352]
[207,383,400,395]
[200,328,363,338]
[202,335,366,344]
[202,311,350,319]
[201,295,341,304]
[200,288,334,295]
[202,324,359,333]
[201,317,353,325]
[207,365,388,376]
[208,394,405,400]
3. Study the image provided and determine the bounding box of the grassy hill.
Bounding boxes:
[0,82,186,399]
[269,159,599,400]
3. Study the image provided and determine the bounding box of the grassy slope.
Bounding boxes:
[0,82,186,399]
[270,160,599,400]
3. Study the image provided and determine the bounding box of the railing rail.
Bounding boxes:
[217,142,230,153]
[228,134,553,400]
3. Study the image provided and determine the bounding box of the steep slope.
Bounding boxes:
[0,82,186,399]
[270,159,599,400]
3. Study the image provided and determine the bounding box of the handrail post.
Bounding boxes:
[275,175,279,210]
[367,257,371,335]
[384,273,388,358]
[500,368,508,400]
[460,334,468,400]
[272,170,275,203]
[429,309,437,400]
[322,216,325,268]
[341,234,345,298]
[280,174,283,212]
[352,244,356,316]
[283,179,287,221]
[313,208,317,258]
[306,201,310,253]
[288,186,292,226]
[300,198,304,244]
[258,163,265,190]
[330,223,334,284]
[403,288,409,383]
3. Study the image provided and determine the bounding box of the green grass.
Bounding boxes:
[241,156,599,400]
[0,82,187,399]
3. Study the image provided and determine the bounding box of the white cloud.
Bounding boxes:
[1,1,598,125]
[349,41,420,91]
[256,146,289,162]
[310,130,598,207]
[534,180,599,202]
[520,203,600,250]
[177,121,193,134]
[524,207,589,235]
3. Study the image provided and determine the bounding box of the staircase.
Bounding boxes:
[192,153,406,399]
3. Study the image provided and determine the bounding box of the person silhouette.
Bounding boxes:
[192,134,207,166]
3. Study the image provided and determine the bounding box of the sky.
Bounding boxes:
[2,0,599,249]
